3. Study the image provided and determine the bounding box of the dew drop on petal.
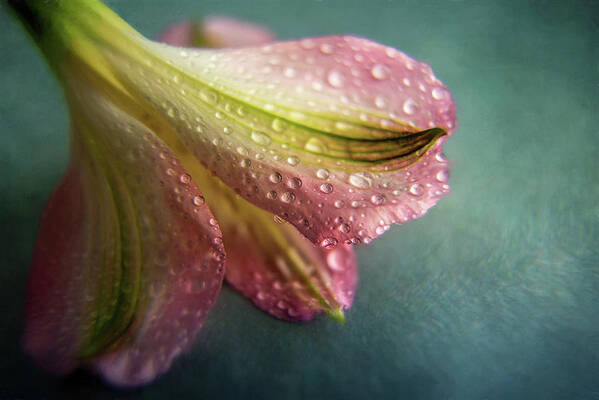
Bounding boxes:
[287,177,302,189]
[436,170,449,182]
[370,193,386,205]
[409,183,424,196]
[269,172,282,183]
[316,168,330,180]
[280,191,296,203]
[327,69,345,88]
[271,118,286,132]
[319,183,333,194]
[402,98,418,115]
[334,200,344,208]
[371,64,389,80]
[304,137,327,153]
[192,195,205,206]
[287,156,300,166]
[251,131,271,146]
[240,158,251,168]
[179,173,191,184]
[266,190,278,200]
[348,172,373,189]
[320,237,339,250]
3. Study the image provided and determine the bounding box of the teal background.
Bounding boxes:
[1,0,598,399]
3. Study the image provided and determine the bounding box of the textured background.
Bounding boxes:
[1,0,598,399]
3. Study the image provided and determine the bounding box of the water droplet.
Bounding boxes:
[327,69,345,88]
[256,291,266,301]
[209,218,218,226]
[213,237,223,245]
[200,89,218,105]
[277,300,287,310]
[374,95,387,109]
[370,194,386,205]
[166,168,176,176]
[375,226,386,235]
[321,237,338,249]
[409,183,424,196]
[280,191,296,203]
[319,43,333,54]
[432,87,445,100]
[436,170,449,182]
[348,172,373,189]
[269,172,282,183]
[251,131,271,146]
[287,177,302,189]
[214,111,224,119]
[287,156,299,166]
[179,173,191,184]
[266,190,278,200]
[371,64,389,80]
[385,47,398,58]
[403,98,418,115]
[271,118,286,132]
[304,137,327,153]
[436,152,447,163]
[338,223,351,233]
[318,183,333,194]
[316,168,330,180]
[334,200,344,208]
[240,158,251,168]
[192,195,205,206]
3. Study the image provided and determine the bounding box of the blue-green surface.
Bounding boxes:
[1,1,597,399]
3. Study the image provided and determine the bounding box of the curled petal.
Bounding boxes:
[106,35,456,247]
[24,78,225,386]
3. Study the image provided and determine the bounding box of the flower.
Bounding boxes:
[9,0,456,387]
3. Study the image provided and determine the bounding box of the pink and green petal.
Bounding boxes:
[159,22,356,321]
[104,35,455,247]
[24,78,225,386]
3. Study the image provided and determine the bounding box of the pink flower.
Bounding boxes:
[9,0,456,387]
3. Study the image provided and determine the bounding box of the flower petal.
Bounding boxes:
[159,21,356,321]
[106,35,455,247]
[181,161,357,322]
[160,17,275,49]
[24,78,225,386]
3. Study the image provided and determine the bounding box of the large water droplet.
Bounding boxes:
[370,193,386,205]
[271,118,286,132]
[192,195,205,206]
[316,168,330,180]
[348,172,373,189]
[321,237,338,249]
[327,69,345,88]
[287,156,300,166]
[179,173,191,184]
[338,223,351,233]
[371,64,389,80]
[320,183,333,194]
[269,172,282,183]
[280,191,296,203]
[266,190,277,200]
[304,137,327,153]
[432,87,446,100]
[287,177,302,189]
[409,183,424,196]
[251,131,271,146]
[403,98,419,115]
[436,170,449,182]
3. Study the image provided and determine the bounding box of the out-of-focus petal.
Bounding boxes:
[109,36,455,248]
[24,78,226,386]
[159,17,275,49]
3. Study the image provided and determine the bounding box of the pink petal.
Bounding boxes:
[186,164,357,322]
[24,82,226,386]
[116,36,456,248]
[159,17,275,48]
